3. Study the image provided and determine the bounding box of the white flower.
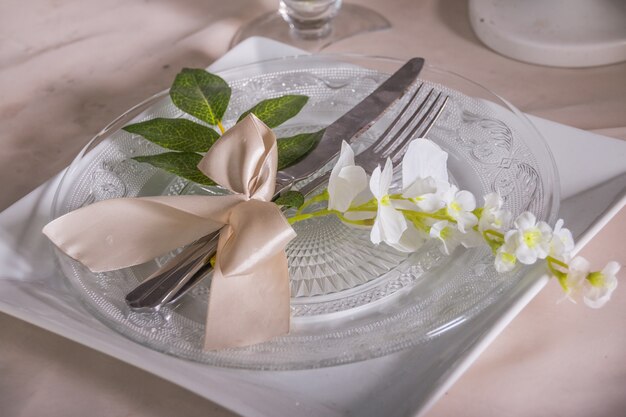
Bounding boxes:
[401,139,449,213]
[556,257,619,307]
[478,192,511,233]
[370,159,408,248]
[327,141,369,213]
[494,231,518,272]
[559,256,591,302]
[442,185,478,233]
[510,212,552,265]
[584,261,620,308]
[549,219,574,262]
[430,221,461,255]
[430,220,482,255]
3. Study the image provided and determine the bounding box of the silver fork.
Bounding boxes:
[128,87,449,309]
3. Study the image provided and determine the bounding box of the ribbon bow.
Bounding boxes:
[43,114,296,349]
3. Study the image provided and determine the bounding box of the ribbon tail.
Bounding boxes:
[42,195,242,272]
[204,250,290,349]
[203,199,295,349]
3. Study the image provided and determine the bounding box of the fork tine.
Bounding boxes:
[389,94,449,164]
[419,95,449,138]
[371,83,424,152]
[404,91,444,140]
[376,88,435,156]
[387,91,444,158]
[301,87,449,187]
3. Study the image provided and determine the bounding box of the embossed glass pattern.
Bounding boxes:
[51,56,559,370]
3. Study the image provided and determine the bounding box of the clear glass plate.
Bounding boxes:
[51,55,559,370]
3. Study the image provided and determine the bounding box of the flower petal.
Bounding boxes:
[351,187,374,207]
[570,256,591,273]
[402,177,437,198]
[387,223,425,252]
[370,215,383,244]
[602,261,621,278]
[401,139,448,190]
[495,250,516,273]
[516,245,538,264]
[456,211,478,233]
[391,198,419,211]
[369,165,384,199]
[514,212,536,230]
[417,193,445,212]
[429,220,447,239]
[553,218,564,234]
[328,165,367,212]
[483,192,502,210]
[455,190,476,211]
[584,285,614,309]
[441,184,458,205]
[460,229,483,248]
[377,204,407,244]
[380,158,394,193]
[328,141,355,197]
[429,220,460,255]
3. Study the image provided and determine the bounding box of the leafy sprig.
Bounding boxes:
[123,68,320,186]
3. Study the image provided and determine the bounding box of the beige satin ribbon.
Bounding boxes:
[43,114,296,349]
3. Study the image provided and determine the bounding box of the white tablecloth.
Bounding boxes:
[1,1,625,416]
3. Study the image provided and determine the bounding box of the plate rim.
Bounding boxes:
[49,53,562,370]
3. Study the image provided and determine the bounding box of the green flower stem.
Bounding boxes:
[545,256,570,290]
[337,214,375,227]
[402,211,430,233]
[483,229,504,241]
[296,190,329,214]
[348,208,377,214]
[288,209,333,225]
[349,198,378,212]
[481,229,505,254]
[587,271,604,287]
[288,208,374,227]
[399,209,451,221]
[546,256,569,270]
[555,273,569,292]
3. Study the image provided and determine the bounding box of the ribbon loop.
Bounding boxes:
[197,114,277,201]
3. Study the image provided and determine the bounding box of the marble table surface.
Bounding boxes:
[1,0,625,416]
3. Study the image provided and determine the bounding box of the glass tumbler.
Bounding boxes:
[279,0,342,39]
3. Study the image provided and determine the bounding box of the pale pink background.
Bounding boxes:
[1,0,625,416]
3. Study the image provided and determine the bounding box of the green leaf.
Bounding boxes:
[277,129,324,171]
[170,68,231,126]
[275,191,305,209]
[238,95,309,128]
[123,118,219,152]
[133,152,215,186]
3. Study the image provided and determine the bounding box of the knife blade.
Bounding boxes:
[274,57,425,188]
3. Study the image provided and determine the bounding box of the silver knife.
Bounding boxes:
[126,57,425,309]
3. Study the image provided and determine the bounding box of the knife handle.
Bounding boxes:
[125,234,218,309]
